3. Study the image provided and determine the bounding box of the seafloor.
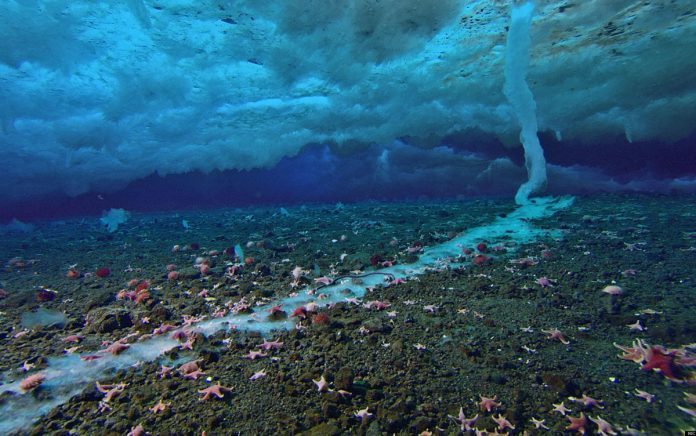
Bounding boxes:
[0,194,694,435]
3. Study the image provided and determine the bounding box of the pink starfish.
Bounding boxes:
[634,389,655,402]
[492,414,515,431]
[448,408,478,432]
[569,394,604,409]
[363,300,391,310]
[565,413,587,434]
[158,365,174,378]
[626,320,644,331]
[96,381,127,402]
[313,375,329,392]
[590,415,617,435]
[178,360,201,375]
[354,407,373,421]
[127,424,145,436]
[542,328,570,344]
[536,277,552,287]
[614,340,646,363]
[478,395,501,412]
[250,369,267,380]
[198,383,232,401]
[152,323,177,335]
[314,276,333,285]
[100,340,130,355]
[259,339,283,351]
[182,369,206,380]
[179,337,196,350]
[243,350,268,360]
[149,399,170,413]
[80,355,102,361]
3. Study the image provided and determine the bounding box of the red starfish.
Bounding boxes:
[641,345,681,381]
[198,383,232,401]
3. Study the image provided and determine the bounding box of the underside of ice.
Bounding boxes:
[0,0,694,202]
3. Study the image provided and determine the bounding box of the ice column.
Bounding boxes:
[503,0,547,205]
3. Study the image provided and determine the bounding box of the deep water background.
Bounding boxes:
[3,131,695,223]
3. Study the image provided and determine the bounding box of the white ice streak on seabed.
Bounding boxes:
[0,196,573,433]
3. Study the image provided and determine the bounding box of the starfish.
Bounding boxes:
[536,277,552,287]
[152,323,177,335]
[178,360,201,375]
[590,415,617,435]
[614,340,646,363]
[149,399,171,413]
[530,417,549,429]
[423,304,438,313]
[569,394,604,409]
[80,355,102,361]
[542,328,570,344]
[243,350,268,360]
[127,424,145,436]
[565,413,587,434]
[552,402,571,415]
[198,383,232,401]
[492,414,515,431]
[259,339,284,351]
[20,361,35,372]
[182,369,206,380]
[641,344,682,381]
[180,337,196,350]
[313,375,329,392]
[626,320,644,331]
[100,340,130,355]
[479,395,501,412]
[250,369,267,381]
[364,300,390,310]
[677,405,696,417]
[96,381,127,402]
[159,365,174,378]
[448,408,478,432]
[354,407,372,421]
[634,389,655,402]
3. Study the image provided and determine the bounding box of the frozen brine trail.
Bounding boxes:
[0,196,573,433]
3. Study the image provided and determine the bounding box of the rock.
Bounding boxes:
[87,308,132,334]
[334,367,354,391]
[177,267,201,279]
[149,303,172,322]
[363,317,391,334]
[321,401,340,418]
[306,421,341,436]
[84,292,114,312]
